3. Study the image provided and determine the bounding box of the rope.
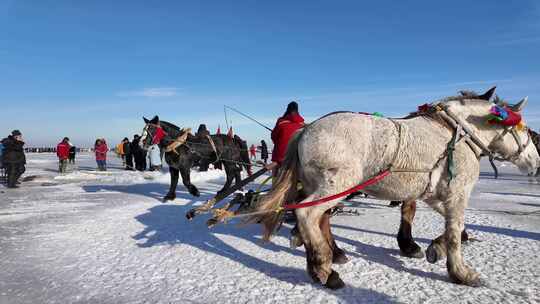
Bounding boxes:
[205,135,221,163]
[279,169,391,211]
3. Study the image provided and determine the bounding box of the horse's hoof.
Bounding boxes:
[425,245,439,264]
[388,201,401,208]
[449,270,482,287]
[206,218,218,228]
[461,230,470,242]
[324,271,345,290]
[190,188,200,197]
[186,209,197,220]
[332,252,350,265]
[163,195,176,202]
[289,234,303,249]
[400,246,424,259]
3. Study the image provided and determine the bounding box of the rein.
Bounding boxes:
[279,170,391,211]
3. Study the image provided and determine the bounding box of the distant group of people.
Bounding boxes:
[249,140,269,164]
[1,101,299,189]
[117,134,162,172]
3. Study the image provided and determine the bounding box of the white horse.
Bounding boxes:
[250,88,539,289]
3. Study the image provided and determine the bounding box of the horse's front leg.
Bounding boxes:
[426,202,471,263]
[164,167,179,201]
[297,202,345,290]
[180,166,200,197]
[397,200,424,258]
[443,195,481,286]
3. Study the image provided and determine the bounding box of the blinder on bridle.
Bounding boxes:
[141,123,157,148]
[490,125,531,162]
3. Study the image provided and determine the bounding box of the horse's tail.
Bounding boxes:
[247,129,303,241]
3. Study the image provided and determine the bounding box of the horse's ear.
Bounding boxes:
[478,86,496,101]
[143,117,150,124]
[509,96,528,112]
[149,115,159,125]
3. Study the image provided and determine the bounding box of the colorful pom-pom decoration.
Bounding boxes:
[487,106,522,127]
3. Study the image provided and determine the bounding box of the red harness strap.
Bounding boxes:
[282,169,391,210]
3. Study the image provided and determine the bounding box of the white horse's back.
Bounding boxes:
[296,112,451,200]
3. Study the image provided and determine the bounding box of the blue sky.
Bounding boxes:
[0,0,539,147]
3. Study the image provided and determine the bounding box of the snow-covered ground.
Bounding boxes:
[1,153,539,304]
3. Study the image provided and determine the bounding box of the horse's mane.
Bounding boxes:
[159,120,183,138]
[438,90,482,102]
[403,89,494,120]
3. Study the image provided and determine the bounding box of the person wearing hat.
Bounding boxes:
[270,101,305,167]
[116,140,125,166]
[94,138,109,171]
[131,134,145,171]
[270,102,349,264]
[1,130,26,188]
[258,139,269,164]
[0,141,5,181]
[147,116,167,171]
[56,137,71,173]
[68,142,76,164]
[122,137,133,170]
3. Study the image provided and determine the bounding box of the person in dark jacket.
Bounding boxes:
[0,142,5,182]
[1,130,26,188]
[259,140,269,164]
[68,143,76,164]
[122,137,133,170]
[131,135,146,171]
[195,124,210,138]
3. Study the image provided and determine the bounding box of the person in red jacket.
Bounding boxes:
[249,144,257,160]
[94,138,109,171]
[56,137,71,173]
[271,102,348,265]
[271,101,305,166]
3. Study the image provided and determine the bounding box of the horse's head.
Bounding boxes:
[443,87,539,175]
[485,97,539,174]
[140,116,160,151]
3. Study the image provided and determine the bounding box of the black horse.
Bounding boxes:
[141,117,251,201]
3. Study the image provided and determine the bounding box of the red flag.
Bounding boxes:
[227,127,233,138]
[216,125,221,135]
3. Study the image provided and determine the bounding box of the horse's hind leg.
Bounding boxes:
[217,164,235,195]
[397,200,424,258]
[320,210,349,264]
[443,197,481,286]
[290,210,349,264]
[297,202,345,290]
[180,166,200,197]
[234,166,243,191]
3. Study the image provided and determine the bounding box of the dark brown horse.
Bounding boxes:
[141,117,251,201]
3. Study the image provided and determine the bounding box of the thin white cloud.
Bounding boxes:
[116,87,180,98]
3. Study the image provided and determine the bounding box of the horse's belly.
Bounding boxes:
[363,173,429,201]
